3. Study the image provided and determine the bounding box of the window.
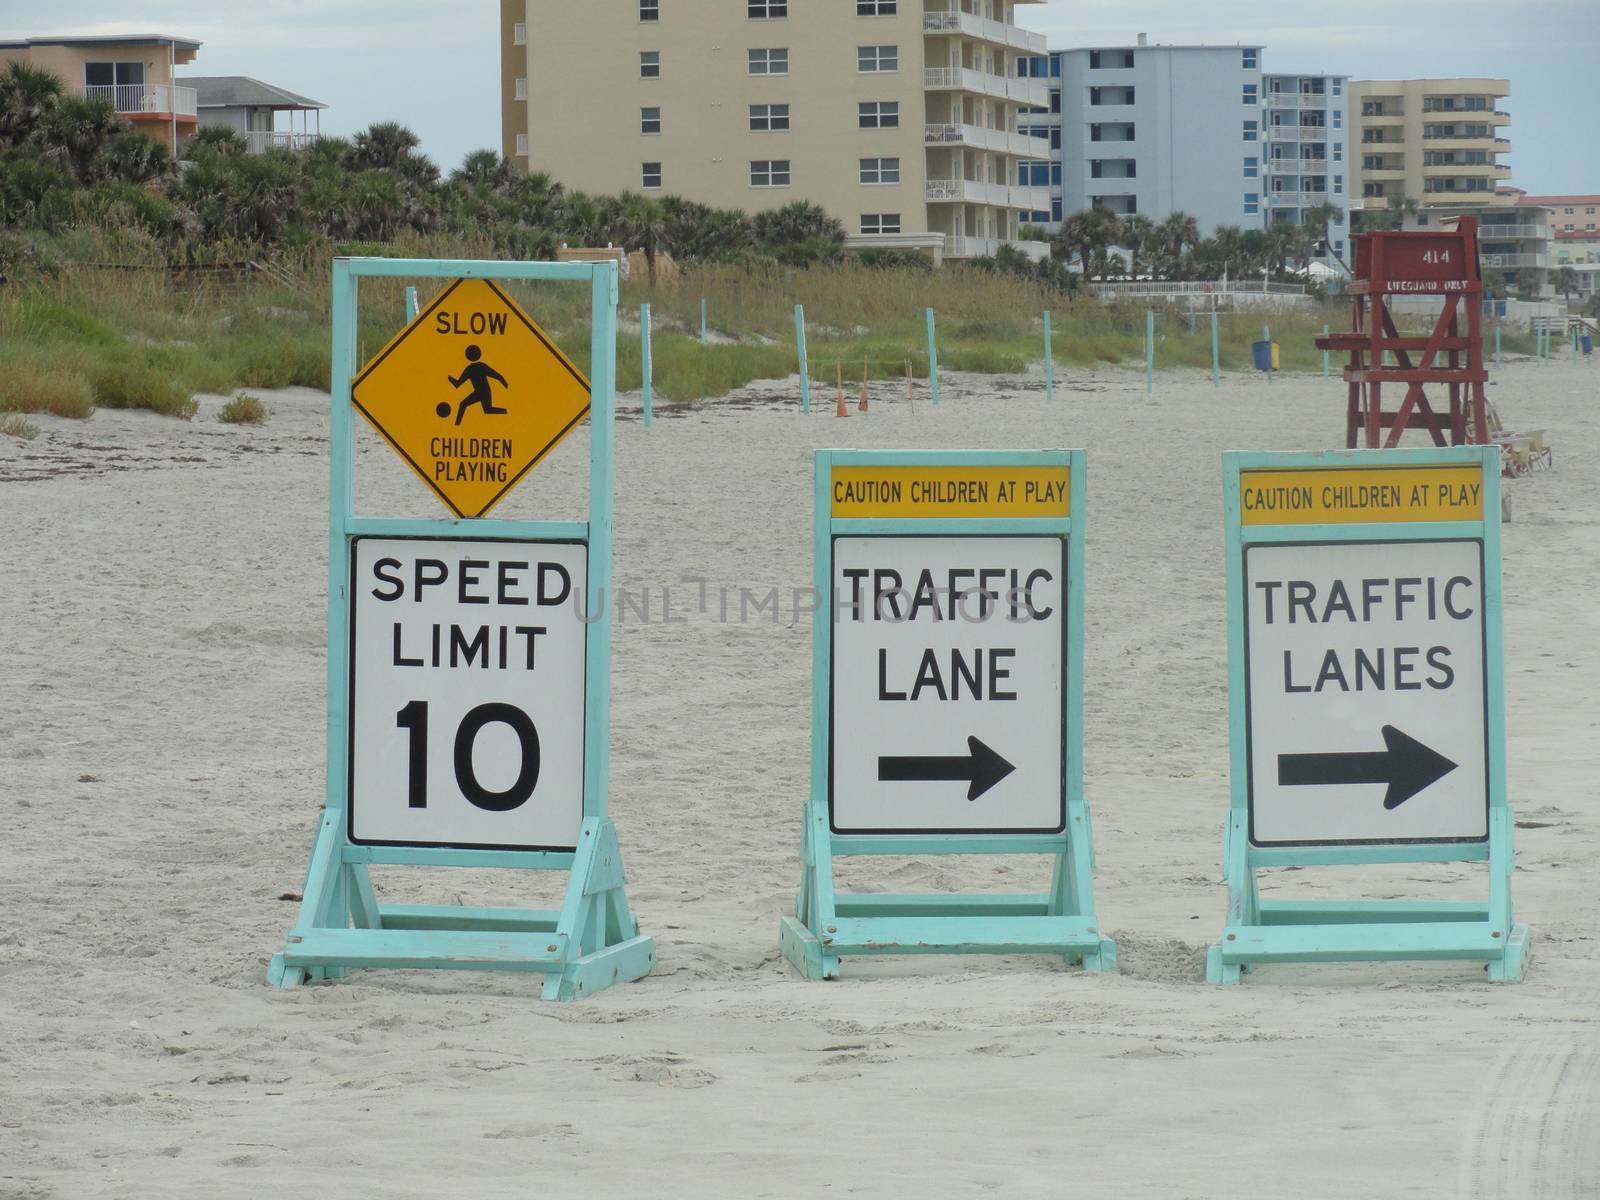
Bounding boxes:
[1363,182,1384,197]
[748,0,786,16]
[1242,48,1258,69]
[1243,84,1258,105]
[1244,156,1258,179]
[1089,50,1135,70]
[1244,120,1258,141]
[748,47,788,74]
[860,156,900,184]
[1244,192,1260,216]
[641,106,661,134]
[513,21,526,44]
[750,159,790,187]
[640,0,659,19]
[514,77,527,100]
[1334,174,1343,194]
[857,0,896,12]
[858,45,898,72]
[1018,160,1051,187]
[1050,87,1061,114]
[515,133,528,156]
[1332,79,1342,95]
[858,101,899,128]
[642,162,662,189]
[1334,239,1345,256]
[1332,144,1342,162]
[1332,111,1342,129]
[1363,154,1382,170]
[860,213,901,235]
[749,103,790,131]
[640,51,660,78]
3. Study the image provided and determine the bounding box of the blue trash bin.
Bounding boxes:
[1582,333,1593,356]
[1251,340,1276,371]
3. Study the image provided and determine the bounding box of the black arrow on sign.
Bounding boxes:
[1277,724,1458,810]
[878,736,1017,801]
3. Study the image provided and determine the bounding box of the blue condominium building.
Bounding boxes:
[1017,43,1349,264]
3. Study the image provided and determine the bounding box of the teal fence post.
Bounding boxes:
[1494,319,1501,370]
[1043,310,1054,402]
[1211,311,1220,387]
[795,303,811,415]
[404,286,417,322]
[926,308,940,406]
[1322,323,1330,380]
[1264,323,1273,385]
[700,297,707,345]
[1145,309,1154,393]
[640,302,653,429]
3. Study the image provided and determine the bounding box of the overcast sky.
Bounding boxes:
[7,1,1596,194]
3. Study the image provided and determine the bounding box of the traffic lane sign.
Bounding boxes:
[351,278,591,519]
[348,537,588,851]
[1244,539,1488,846]
[830,535,1066,835]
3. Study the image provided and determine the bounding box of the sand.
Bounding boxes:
[3,358,1598,1198]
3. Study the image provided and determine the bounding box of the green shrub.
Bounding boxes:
[89,355,198,418]
[0,356,96,417]
[218,394,268,424]
[0,412,41,439]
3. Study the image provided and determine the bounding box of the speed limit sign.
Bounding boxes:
[348,537,588,851]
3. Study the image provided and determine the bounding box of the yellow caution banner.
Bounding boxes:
[831,465,1070,519]
[1240,465,1484,525]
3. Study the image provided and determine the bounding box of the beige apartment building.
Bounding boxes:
[0,34,201,154]
[1348,78,1512,214]
[501,0,1053,261]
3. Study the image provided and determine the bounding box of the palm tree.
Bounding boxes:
[1157,211,1200,274]
[1552,266,1579,306]
[349,122,439,185]
[36,95,123,181]
[451,148,516,191]
[0,62,64,147]
[752,200,844,247]
[1302,201,1345,265]
[1053,207,1118,277]
[617,191,668,285]
[184,124,247,158]
[1211,224,1248,280]
[98,129,170,183]
[1119,213,1155,278]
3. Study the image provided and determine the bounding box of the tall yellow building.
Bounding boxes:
[500,0,1053,261]
[1348,78,1512,215]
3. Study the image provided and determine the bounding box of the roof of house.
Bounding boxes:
[1516,194,1600,206]
[0,33,201,51]
[178,75,326,111]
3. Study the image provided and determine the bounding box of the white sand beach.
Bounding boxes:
[3,357,1598,1198]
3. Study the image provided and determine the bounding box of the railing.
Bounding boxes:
[944,236,1049,261]
[81,83,198,117]
[926,179,1052,211]
[921,9,1047,54]
[1088,280,1309,298]
[924,122,1051,157]
[1265,92,1330,108]
[924,67,1048,107]
[245,130,321,155]
[1481,253,1549,268]
[1477,223,1547,239]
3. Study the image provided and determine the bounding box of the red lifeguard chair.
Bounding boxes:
[1316,216,1489,448]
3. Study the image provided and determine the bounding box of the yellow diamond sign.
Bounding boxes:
[351,278,591,518]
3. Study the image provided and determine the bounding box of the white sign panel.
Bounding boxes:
[1245,539,1488,846]
[349,537,588,850]
[830,535,1066,834]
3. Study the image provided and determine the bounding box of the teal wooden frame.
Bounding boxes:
[1207,446,1528,984]
[268,257,655,1001]
[779,449,1116,979]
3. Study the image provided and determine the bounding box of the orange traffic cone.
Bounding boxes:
[859,358,870,413]
[835,363,848,417]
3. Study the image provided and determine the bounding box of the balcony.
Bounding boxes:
[1480,252,1549,269]
[924,66,1049,108]
[1363,167,1407,181]
[922,10,1048,54]
[1361,110,1406,125]
[1422,162,1511,177]
[924,122,1051,158]
[926,178,1051,211]
[1264,92,1330,109]
[245,130,321,155]
[1477,223,1547,239]
[1266,190,1330,208]
[82,83,198,119]
[944,236,1050,261]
